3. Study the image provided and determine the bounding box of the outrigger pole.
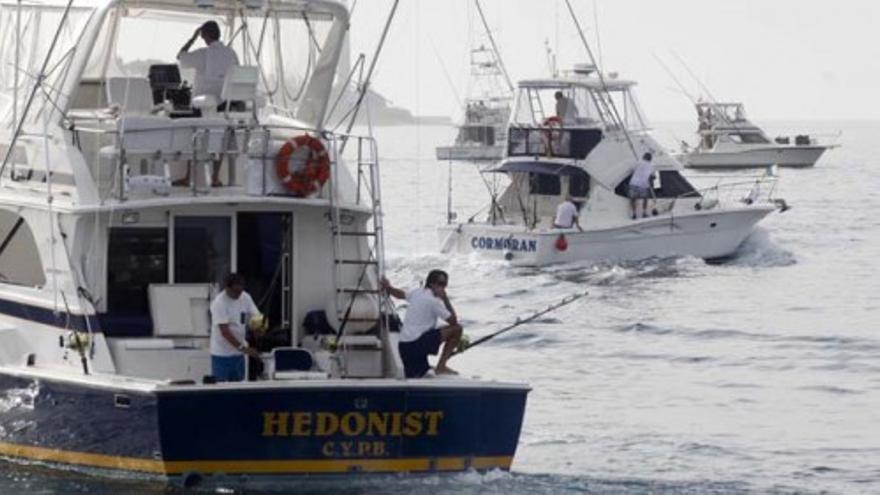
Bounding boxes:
[0,0,76,182]
[453,291,589,356]
[563,0,639,160]
[473,0,514,94]
[671,51,745,132]
[337,0,400,155]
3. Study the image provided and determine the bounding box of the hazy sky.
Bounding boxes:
[348,0,880,122]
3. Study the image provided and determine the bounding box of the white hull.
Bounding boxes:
[680,145,829,169]
[438,206,774,266]
[435,145,506,161]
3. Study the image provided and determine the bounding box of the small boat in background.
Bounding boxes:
[678,102,838,169]
[435,0,513,162]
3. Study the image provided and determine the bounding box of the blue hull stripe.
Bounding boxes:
[0,297,98,332]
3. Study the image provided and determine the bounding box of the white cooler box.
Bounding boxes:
[337,335,383,378]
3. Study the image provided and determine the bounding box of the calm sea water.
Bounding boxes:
[2,120,878,494]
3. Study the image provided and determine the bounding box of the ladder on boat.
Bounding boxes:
[528,88,546,123]
[328,135,386,336]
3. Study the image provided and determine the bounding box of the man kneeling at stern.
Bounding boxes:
[381,270,462,378]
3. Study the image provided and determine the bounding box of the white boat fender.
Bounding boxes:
[695,198,719,211]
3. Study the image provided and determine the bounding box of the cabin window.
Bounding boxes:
[459,126,495,145]
[173,216,231,285]
[654,171,699,198]
[529,173,561,196]
[568,174,590,197]
[731,133,769,144]
[107,228,168,313]
[0,210,45,287]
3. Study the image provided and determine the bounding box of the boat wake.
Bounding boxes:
[193,469,789,495]
[720,228,797,268]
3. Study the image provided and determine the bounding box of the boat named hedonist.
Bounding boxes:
[0,0,528,486]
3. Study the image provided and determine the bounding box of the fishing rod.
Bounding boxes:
[671,51,746,133]
[652,52,698,106]
[453,290,589,356]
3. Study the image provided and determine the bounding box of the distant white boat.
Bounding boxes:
[435,1,513,162]
[439,67,788,266]
[678,102,838,169]
[435,91,510,161]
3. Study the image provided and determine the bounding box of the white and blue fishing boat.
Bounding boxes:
[0,0,528,487]
[438,65,789,266]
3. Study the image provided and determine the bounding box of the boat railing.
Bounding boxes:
[507,125,603,159]
[68,117,376,205]
[677,174,783,211]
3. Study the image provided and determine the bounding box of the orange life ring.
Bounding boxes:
[275,134,331,196]
[542,116,563,157]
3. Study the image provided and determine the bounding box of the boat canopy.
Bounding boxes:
[511,75,648,131]
[489,160,588,178]
[0,0,348,129]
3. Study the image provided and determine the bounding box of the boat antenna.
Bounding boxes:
[338,0,400,154]
[453,291,589,356]
[562,0,639,159]
[592,0,603,72]
[0,0,75,182]
[473,0,514,94]
[544,39,558,78]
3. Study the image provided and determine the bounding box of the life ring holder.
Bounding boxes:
[275,134,331,196]
[542,116,563,157]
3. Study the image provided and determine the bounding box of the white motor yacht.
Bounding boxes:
[439,67,788,266]
[678,102,837,169]
[0,0,528,486]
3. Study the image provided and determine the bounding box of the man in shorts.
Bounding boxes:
[210,273,264,381]
[381,270,462,378]
[628,152,655,220]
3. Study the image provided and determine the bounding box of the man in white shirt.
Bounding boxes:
[553,195,583,231]
[381,270,463,378]
[177,21,240,102]
[628,152,655,220]
[175,21,240,187]
[210,273,264,382]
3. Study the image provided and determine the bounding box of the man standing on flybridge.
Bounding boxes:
[175,20,240,187]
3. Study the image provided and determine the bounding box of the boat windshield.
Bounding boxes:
[0,0,339,123]
[0,3,96,123]
[90,5,335,112]
[512,83,648,131]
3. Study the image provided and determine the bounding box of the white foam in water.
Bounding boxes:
[725,227,797,268]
